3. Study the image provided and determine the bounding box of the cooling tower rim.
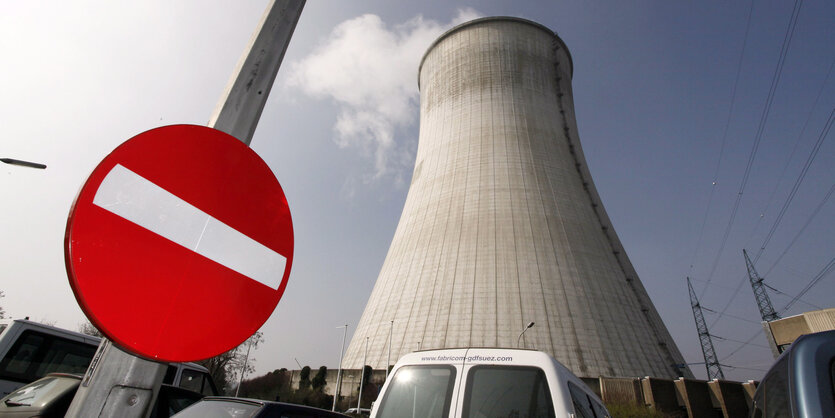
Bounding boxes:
[418,16,574,90]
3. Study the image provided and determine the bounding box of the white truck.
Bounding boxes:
[371,348,610,418]
[0,318,218,397]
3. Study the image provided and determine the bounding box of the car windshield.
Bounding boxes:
[173,399,261,418]
[3,376,75,407]
[375,366,456,418]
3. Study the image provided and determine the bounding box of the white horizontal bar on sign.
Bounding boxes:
[92,164,285,290]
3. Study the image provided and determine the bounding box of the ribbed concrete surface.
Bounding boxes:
[342,17,691,379]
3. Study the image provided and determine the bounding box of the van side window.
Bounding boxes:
[463,366,555,418]
[567,382,598,418]
[0,330,96,383]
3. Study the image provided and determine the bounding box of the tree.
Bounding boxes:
[311,366,327,391]
[77,320,104,337]
[237,368,292,400]
[298,366,312,390]
[357,365,376,408]
[197,331,263,394]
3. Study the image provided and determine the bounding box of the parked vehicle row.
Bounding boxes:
[0,318,217,397]
[0,372,204,418]
[0,318,219,417]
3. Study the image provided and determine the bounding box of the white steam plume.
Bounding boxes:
[287,9,482,181]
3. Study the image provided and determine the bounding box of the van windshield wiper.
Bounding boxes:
[4,399,31,407]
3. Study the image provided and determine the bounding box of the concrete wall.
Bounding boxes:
[599,376,755,418]
[290,369,387,403]
[342,16,690,379]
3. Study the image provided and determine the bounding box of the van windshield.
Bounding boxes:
[376,366,456,418]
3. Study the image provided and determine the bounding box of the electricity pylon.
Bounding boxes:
[743,249,780,322]
[687,277,725,380]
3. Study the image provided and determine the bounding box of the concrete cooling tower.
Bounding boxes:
[342,17,691,379]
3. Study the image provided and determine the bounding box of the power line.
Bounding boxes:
[720,364,768,373]
[763,283,822,310]
[753,106,835,262]
[720,329,763,362]
[763,182,835,280]
[689,0,755,278]
[700,0,805,299]
[711,334,770,349]
[781,256,835,313]
[702,306,762,325]
[739,53,835,261]
[711,106,834,327]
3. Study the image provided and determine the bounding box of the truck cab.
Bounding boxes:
[371,348,610,418]
[0,318,218,397]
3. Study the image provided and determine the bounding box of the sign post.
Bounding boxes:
[65,1,305,416]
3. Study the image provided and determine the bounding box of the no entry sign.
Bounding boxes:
[65,125,293,362]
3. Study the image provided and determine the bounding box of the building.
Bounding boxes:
[762,308,835,357]
[342,17,691,379]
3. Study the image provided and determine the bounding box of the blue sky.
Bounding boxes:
[1,1,833,382]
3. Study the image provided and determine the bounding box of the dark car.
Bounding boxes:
[750,329,835,417]
[0,372,204,418]
[172,397,351,418]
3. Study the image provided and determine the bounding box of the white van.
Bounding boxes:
[0,319,218,397]
[371,348,610,418]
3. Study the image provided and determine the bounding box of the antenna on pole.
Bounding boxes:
[687,277,725,380]
[743,249,780,322]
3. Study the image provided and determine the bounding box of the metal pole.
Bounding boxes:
[357,336,368,410]
[65,340,168,418]
[386,320,393,380]
[66,2,305,417]
[208,0,307,145]
[235,338,254,397]
[333,324,348,411]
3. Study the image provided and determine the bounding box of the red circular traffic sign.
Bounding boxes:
[65,125,293,362]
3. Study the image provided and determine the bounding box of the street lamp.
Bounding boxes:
[1,158,46,169]
[386,320,393,380]
[234,338,254,397]
[357,336,368,411]
[517,322,535,348]
[333,324,348,412]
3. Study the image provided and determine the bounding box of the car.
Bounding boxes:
[172,398,351,418]
[0,372,205,417]
[344,407,371,416]
[749,329,835,418]
[371,348,610,418]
